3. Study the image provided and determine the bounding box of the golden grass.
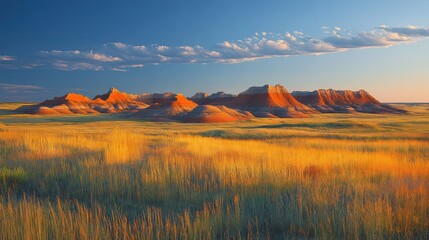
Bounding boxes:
[0,105,428,239]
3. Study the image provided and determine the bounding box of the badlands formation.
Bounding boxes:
[292,89,405,113]
[17,84,405,122]
[135,93,198,118]
[230,84,317,118]
[17,88,148,114]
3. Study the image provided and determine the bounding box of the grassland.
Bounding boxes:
[0,103,428,239]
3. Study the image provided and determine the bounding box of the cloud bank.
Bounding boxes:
[1,25,429,71]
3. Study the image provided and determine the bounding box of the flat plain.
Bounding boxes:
[0,103,428,239]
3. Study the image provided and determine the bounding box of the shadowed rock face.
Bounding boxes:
[292,89,406,113]
[183,105,253,123]
[136,93,198,118]
[190,92,209,105]
[129,92,176,105]
[16,88,149,114]
[190,92,237,105]
[207,92,237,106]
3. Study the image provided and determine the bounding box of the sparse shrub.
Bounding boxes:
[303,165,323,179]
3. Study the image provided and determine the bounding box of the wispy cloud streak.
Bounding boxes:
[0,83,46,93]
[0,55,15,61]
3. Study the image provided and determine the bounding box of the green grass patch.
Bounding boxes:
[0,166,28,189]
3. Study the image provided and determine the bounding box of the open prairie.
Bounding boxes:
[0,103,428,239]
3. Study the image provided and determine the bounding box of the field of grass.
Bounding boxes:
[0,103,428,239]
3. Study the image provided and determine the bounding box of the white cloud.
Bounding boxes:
[52,61,103,71]
[112,42,127,49]
[265,40,289,50]
[121,64,144,68]
[45,50,122,62]
[379,25,429,37]
[0,55,15,61]
[156,45,169,52]
[324,28,413,48]
[87,52,122,62]
[178,46,198,56]
[2,25,429,71]
[112,68,128,72]
[38,50,122,70]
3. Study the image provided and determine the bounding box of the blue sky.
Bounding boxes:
[0,0,428,102]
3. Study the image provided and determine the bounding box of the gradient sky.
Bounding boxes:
[0,0,428,102]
